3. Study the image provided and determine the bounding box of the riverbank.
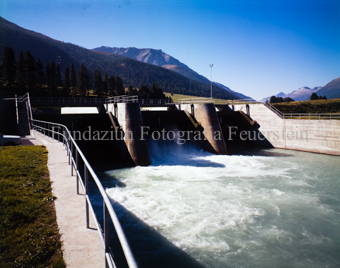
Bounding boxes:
[16,133,104,267]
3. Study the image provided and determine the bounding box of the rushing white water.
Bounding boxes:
[105,142,340,268]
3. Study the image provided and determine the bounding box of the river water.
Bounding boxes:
[105,142,340,268]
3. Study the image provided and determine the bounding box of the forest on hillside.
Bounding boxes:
[0,17,237,100]
[0,46,169,100]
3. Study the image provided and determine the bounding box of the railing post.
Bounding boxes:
[76,151,79,194]
[85,165,89,228]
[71,141,74,175]
[104,202,110,268]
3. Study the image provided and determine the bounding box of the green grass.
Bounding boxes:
[164,92,230,104]
[0,146,65,268]
[272,98,340,113]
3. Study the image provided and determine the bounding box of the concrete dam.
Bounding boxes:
[33,101,264,168]
[29,97,340,169]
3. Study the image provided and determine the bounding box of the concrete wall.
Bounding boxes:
[108,103,151,166]
[181,103,228,155]
[234,103,340,156]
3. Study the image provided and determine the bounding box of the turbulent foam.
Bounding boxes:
[105,146,340,268]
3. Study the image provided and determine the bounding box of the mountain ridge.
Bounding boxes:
[93,46,251,99]
[0,16,244,99]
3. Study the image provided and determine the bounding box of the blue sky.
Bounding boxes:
[1,0,339,99]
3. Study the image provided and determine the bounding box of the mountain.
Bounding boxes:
[316,77,340,99]
[0,17,242,100]
[286,86,322,101]
[261,87,322,102]
[93,47,212,83]
[212,82,250,100]
[93,46,252,99]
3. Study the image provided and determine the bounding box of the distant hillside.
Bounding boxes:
[0,17,240,99]
[262,76,340,102]
[93,46,252,99]
[261,86,322,102]
[316,77,340,99]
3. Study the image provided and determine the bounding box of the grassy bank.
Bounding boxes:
[272,98,340,113]
[164,92,229,104]
[0,146,65,268]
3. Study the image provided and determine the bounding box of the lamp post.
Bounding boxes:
[209,64,213,100]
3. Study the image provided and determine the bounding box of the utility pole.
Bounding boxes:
[209,64,213,100]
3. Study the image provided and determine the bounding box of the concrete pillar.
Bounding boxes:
[191,103,228,155]
[117,103,151,166]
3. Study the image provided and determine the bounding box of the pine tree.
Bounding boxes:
[107,76,116,96]
[56,64,62,87]
[102,72,108,97]
[36,58,45,86]
[150,83,166,99]
[16,52,25,87]
[70,63,77,95]
[2,47,16,83]
[93,70,103,97]
[310,92,318,100]
[46,61,57,95]
[25,51,37,92]
[77,64,90,96]
[115,76,125,95]
[62,66,70,96]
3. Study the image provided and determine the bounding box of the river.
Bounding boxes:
[104,142,340,268]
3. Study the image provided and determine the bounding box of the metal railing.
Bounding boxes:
[224,99,340,120]
[19,92,137,268]
[282,113,340,120]
[107,95,138,104]
[30,119,138,268]
[178,98,215,104]
[138,98,173,105]
[30,96,107,105]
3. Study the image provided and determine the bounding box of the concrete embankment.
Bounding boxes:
[234,103,340,156]
[23,133,105,268]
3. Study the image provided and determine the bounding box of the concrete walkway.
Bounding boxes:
[22,133,105,268]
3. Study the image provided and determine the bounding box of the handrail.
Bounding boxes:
[106,95,138,104]
[263,102,284,118]
[30,119,138,268]
[224,99,340,120]
[178,98,215,104]
[139,98,173,105]
[20,92,137,268]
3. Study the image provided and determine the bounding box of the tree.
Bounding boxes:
[115,76,125,95]
[25,51,37,91]
[56,64,62,87]
[70,63,77,95]
[62,66,70,96]
[284,97,294,102]
[2,47,16,83]
[46,61,57,94]
[36,58,45,86]
[138,85,151,99]
[77,64,90,96]
[102,72,108,97]
[16,52,25,87]
[310,92,318,100]
[107,76,116,96]
[93,70,103,97]
[150,83,166,99]
[269,96,278,103]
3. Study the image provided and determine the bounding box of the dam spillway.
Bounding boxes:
[30,96,340,169]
